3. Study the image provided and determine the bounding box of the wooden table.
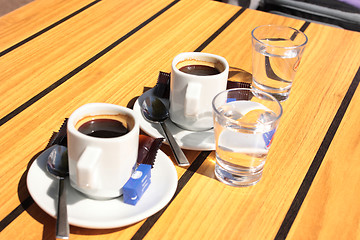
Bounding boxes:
[1,0,359,239]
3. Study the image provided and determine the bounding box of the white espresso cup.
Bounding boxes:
[67,103,139,199]
[170,52,229,131]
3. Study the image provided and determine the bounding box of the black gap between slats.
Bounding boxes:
[0,0,180,127]
[0,0,181,231]
[131,7,247,239]
[275,38,360,240]
[131,151,211,240]
[0,0,102,57]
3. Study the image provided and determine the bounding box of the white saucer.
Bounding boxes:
[134,92,215,151]
[27,145,178,229]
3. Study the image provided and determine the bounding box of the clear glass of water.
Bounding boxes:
[251,25,308,102]
[212,88,282,187]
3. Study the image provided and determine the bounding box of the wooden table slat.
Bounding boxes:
[1,0,359,239]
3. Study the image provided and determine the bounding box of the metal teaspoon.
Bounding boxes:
[46,145,70,239]
[141,95,190,166]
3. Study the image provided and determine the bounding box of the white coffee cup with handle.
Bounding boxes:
[67,103,139,199]
[169,52,229,131]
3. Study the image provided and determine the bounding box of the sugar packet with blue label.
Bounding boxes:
[122,135,163,205]
[123,164,151,205]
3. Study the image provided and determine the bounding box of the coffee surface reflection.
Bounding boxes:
[76,114,132,138]
[179,64,220,76]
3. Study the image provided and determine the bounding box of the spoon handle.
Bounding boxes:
[160,121,190,166]
[56,178,69,239]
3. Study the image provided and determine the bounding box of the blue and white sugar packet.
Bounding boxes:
[123,164,151,205]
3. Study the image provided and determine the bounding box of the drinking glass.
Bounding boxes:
[251,25,308,101]
[212,88,282,186]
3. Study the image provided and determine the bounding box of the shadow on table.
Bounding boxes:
[17,135,130,238]
[124,69,253,180]
[15,69,252,236]
[127,86,152,110]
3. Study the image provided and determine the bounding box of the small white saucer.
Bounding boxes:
[27,145,178,229]
[134,91,215,151]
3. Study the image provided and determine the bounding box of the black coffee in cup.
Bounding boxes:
[179,65,220,76]
[176,59,224,76]
[76,114,133,138]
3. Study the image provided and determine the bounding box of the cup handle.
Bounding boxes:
[76,147,102,189]
[184,82,202,117]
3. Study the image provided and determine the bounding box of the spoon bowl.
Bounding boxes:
[47,145,69,178]
[142,96,169,122]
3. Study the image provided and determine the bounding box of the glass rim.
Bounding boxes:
[212,88,283,126]
[251,24,308,50]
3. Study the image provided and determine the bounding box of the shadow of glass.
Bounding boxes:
[228,66,252,84]
[179,130,214,149]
